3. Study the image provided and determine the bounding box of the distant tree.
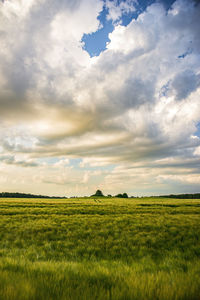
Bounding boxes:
[115,193,128,198]
[116,194,122,198]
[94,190,104,197]
[122,193,128,198]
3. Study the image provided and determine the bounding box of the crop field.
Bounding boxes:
[0,197,200,300]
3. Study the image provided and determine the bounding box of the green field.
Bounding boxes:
[0,197,200,300]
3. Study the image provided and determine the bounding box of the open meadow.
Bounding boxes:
[0,197,200,300]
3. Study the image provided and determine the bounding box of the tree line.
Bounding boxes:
[159,193,200,199]
[0,192,65,199]
[0,191,199,199]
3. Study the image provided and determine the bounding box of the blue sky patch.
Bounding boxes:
[82,6,114,57]
[195,122,200,138]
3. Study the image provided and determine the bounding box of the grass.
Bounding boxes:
[0,197,200,299]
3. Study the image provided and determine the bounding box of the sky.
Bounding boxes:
[0,0,200,197]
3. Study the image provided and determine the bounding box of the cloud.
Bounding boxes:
[0,155,38,167]
[171,70,200,100]
[0,0,200,195]
[105,0,137,23]
[0,0,103,117]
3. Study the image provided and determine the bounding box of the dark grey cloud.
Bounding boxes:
[171,70,200,100]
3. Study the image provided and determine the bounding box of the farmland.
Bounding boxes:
[0,197,200,299]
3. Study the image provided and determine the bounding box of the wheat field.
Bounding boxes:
[0,197,200,299]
